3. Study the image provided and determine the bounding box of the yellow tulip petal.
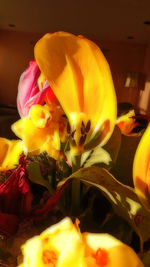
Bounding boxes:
[34,32,117,154]
[133,123,150,211]
[12,105,56,153]
[20,217,86,267]
[19,217,143,267]
[12,103,65,158]
[29,104,51,128]
[83,233,144,267]
[11,118,25,140]
[0,138,26,171]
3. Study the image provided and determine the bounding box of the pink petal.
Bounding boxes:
[24,82,50,111]
[17,60,41,117]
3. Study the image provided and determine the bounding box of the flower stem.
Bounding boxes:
[71,155,81,216]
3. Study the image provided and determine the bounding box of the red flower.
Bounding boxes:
[0,153,70,237]
[0,154,33,237]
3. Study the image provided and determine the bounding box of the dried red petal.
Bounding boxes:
[0,212,19,237]
[32,180,71,220]
[0,154,33,236]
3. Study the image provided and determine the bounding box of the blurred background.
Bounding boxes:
[0,0,150,129]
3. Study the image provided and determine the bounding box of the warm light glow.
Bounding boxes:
[34,32,117,155]
[18,217,143,267]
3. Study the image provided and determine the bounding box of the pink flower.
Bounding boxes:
[17,60,50,117]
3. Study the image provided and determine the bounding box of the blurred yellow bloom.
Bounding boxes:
[18,217,143,267]
[12,104,67,160]
[0,138,26,171]
[34,32,117,155]
[133,123,150,211]
[116,110,138,136]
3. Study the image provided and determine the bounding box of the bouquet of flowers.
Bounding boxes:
[0,31,149,266]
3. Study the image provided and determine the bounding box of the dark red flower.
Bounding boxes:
[0,153,33,237]
[0,153,71,237]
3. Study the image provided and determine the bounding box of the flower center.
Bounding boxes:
[42,249,57,266]
[67,112,91,154]
[92,248,109,267]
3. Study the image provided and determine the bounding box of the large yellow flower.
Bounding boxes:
[34,32,117,155]
[18,217,143,267]
[133,123,150,211]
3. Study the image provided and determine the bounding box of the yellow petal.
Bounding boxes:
[0,138,26,171]
[34,32,117,154]
[29,104,51,128]
[12,104,63,159]
[12,105,54,152]
[133,123,150,211]
[20,217,86,267]
[19,217,143,267]
[82,232,144,267]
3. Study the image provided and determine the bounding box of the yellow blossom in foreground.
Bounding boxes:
[0,138,26,171]
[34,31,117,155]
[133,123,150,211]
[18,217,143,267]
[12,104,67,160]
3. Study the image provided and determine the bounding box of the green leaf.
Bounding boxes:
[27,162,51,192]
[81,147,112,168]
[59,166,150,246]
[103,126,121,167]
[80,126,121,169]
[112,134,141,186]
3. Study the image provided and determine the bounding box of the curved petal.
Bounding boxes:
[34,32,117,154]
[12,105,63,159]
[24,85,48,114]
[17,60,41,117]
[0,138,26,171]
[83,232,144,267]
[18,217,143,267]
[133,123,150,211]
[116,110,138,136]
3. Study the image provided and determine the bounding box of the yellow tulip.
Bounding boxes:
[12,104,67,160]
[18,217,143,267]
[34,32,117,155]
[0,138,26,171]
[18,217,86,267]
[133,123,150,211]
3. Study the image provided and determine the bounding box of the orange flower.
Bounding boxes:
[133,123,150,211]
[34,32,117,155]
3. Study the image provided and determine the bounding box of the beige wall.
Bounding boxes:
[0,30,149,114]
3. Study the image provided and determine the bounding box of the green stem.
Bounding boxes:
[71,155,81,216]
